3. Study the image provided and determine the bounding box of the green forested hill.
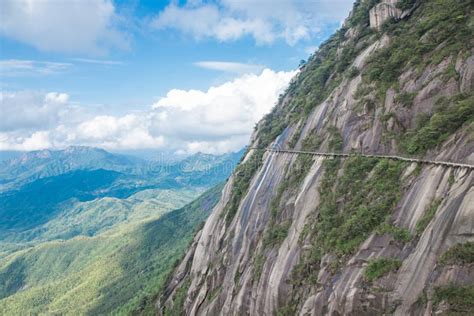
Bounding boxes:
[0,147,242,247]
[0,146,240,314]
[0,184,223,315]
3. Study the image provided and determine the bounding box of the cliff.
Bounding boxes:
[369,0,402,29]
[157,0,474,314]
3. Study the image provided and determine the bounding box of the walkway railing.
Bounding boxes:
[248,148,474,170]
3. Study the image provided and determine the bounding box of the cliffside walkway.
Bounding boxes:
[249,148,474,170]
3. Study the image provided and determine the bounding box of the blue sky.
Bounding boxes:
[0,0,354,154]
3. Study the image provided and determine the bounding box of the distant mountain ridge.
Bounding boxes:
[0,146,244,191]
[0,146,243,243]
[0,146,142,190]
[0,145,241,314]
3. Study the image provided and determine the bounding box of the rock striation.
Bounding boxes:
[157,1,474,315]
[369,0,402,29]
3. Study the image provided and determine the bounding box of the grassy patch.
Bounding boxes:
[439,242,474,266]
[442,63,460,82]
[277,303,297,316]
[363,0,472,102]
[253,253,265,283]
[364,258,402,282]
[293,156,406,285]
[301,130,323,151]
[376,223,412,243]
[433,284,474,314]
[396,0,416,11]
[327,127,344,151]
[348,66,360,79]
[224,151,263,226]
[415,198,442,234]
[163,277,191,316]
[395,92,416,107]
[402,93,474,155]
[263,221,291,248]
[327,158,405,255]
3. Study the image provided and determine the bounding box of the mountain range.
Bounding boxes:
[0,146,242,314]
[1,0,473,315]
[0,146,243,191]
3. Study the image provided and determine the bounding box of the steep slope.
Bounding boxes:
[0,184,223,315]
[158,0,474,315]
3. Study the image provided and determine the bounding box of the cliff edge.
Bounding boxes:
[157,0,474,314]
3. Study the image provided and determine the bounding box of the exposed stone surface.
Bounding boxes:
[158,52,473,315]
[158,1,473,315]
[460,56,474,93]
[369,0,402,29]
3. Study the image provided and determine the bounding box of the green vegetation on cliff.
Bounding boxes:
[364,258,402,282]
[376,223,412,243]
[433,284,474,314]
[439,242,474,266]
[364,0,472,101]
[416,198,442,234]
[396,0,416,11]
[224,150,263,226]
[294,156,406,285]
[402,93,474,154]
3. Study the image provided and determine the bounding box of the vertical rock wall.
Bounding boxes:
[369,0,402,29]
[157,0,474,314]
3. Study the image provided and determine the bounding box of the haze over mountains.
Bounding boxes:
[0,0,473,315]
[1,145,243,242]
[0,146,242,313]
[0,146,243,190]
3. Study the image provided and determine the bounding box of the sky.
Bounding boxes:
[0,0,355,155]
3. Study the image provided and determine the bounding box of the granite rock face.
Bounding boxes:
[158,1,473,315]
[369,0,402,29]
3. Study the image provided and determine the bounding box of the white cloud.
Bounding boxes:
[152,3,273,44]
[0,0,128,54]
[0,58,122,77]
[0,131,53,151]
[0,59,73,76]
[72,58,123,65]
[73,115,165,150]
[147,68,297,153]
[0,91,73,132]
[183,136,250,155]
[0,69,296,153]
[194,61,264,74]
[152,0,354,45]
